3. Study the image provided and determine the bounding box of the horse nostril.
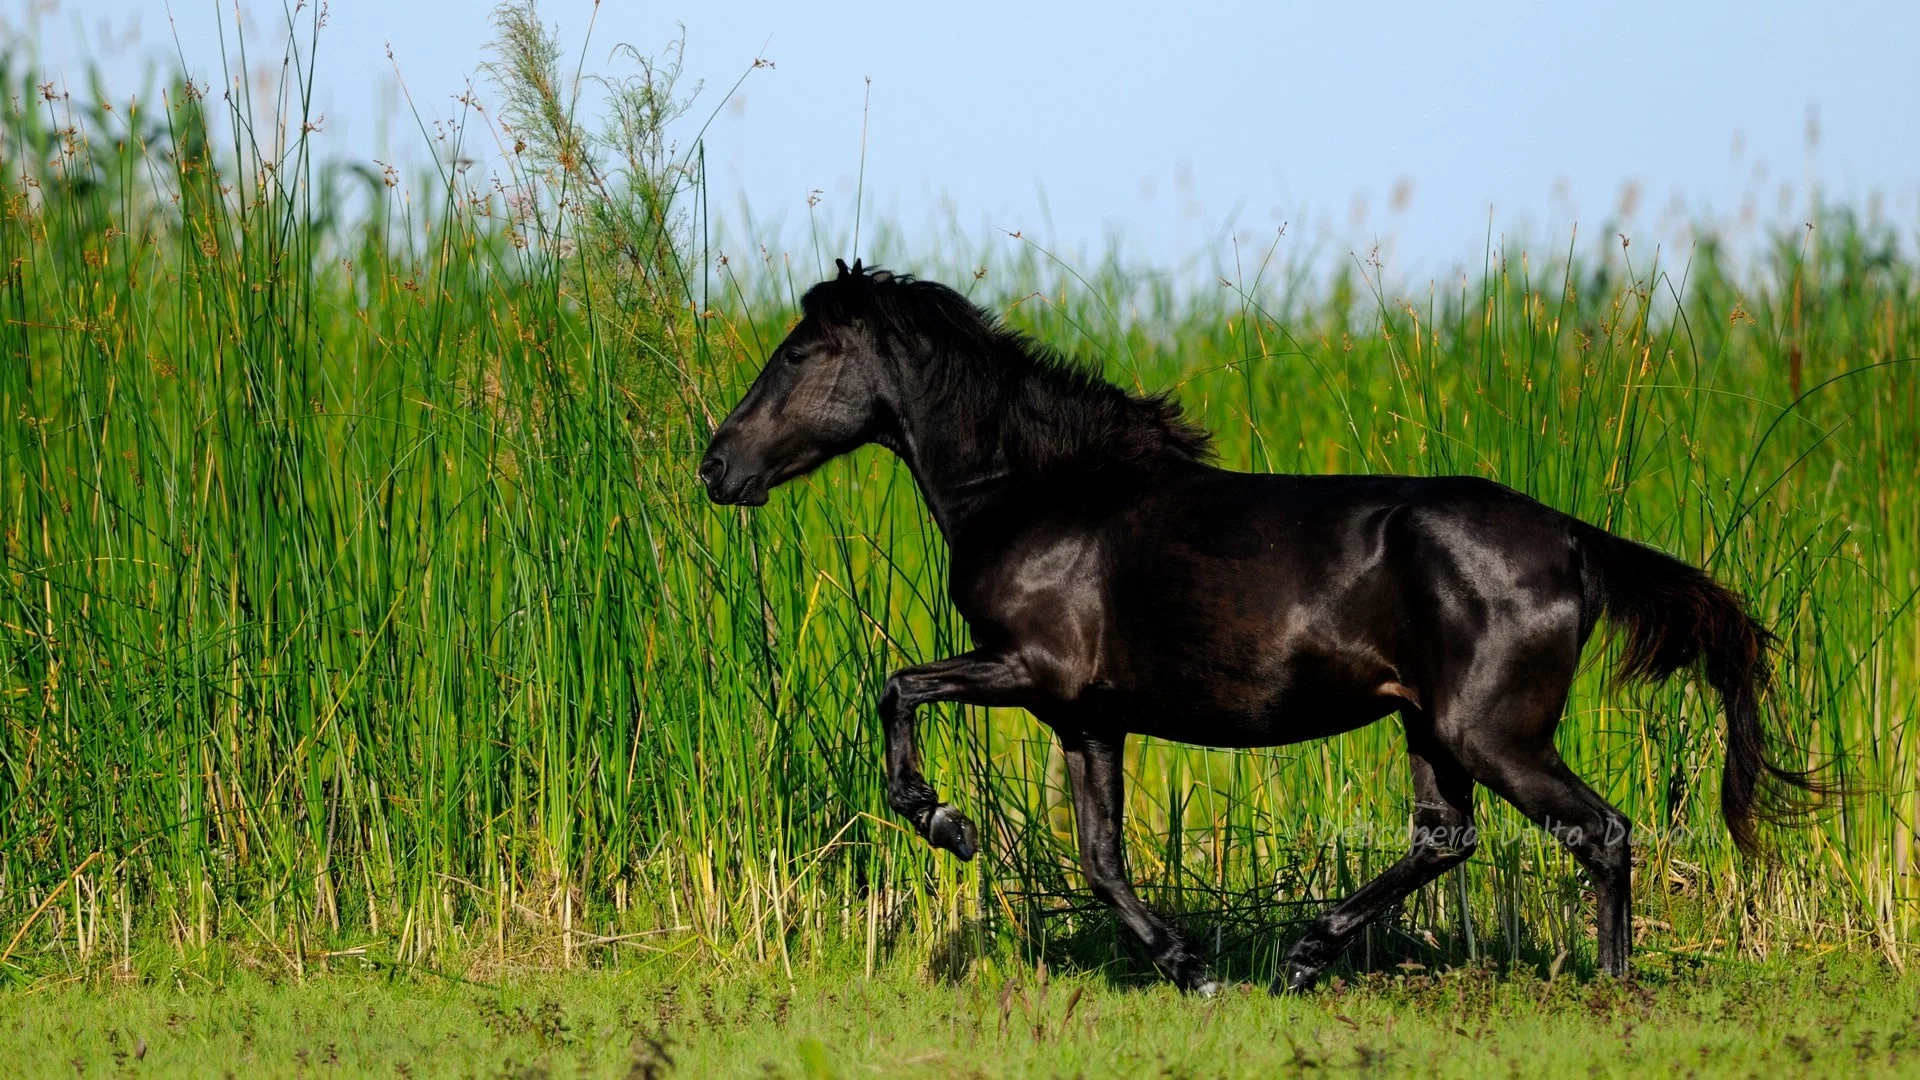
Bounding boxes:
[698,455,727,487]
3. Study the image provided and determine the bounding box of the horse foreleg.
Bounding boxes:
[1280,731,1477,993]
[1062,732,1220,995]
[878,650,1033,860]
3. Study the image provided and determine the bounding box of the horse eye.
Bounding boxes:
[783,348,805,366]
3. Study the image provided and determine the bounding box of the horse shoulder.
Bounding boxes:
[947,521,1115,702]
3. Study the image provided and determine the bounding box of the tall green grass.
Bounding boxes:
[1,9,1915,986]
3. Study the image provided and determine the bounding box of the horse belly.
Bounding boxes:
[1116,675,1401,749]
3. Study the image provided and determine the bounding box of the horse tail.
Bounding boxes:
[1576,523,1827,855]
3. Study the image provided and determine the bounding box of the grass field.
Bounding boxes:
[2,4,1918,1073]
[7,956,1920,1078]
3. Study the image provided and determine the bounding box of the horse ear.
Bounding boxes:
[851,258,864,276]
[834,258,851,278]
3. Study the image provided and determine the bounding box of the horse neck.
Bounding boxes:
[888,392,1014,544]
[885,346,1047,543]
[884,338,1182,543]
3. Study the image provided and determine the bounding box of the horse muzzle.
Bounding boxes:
[698,450,769,506]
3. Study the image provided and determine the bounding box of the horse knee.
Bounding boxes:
[877,676,908,720]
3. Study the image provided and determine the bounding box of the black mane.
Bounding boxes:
[800,266,1212,477]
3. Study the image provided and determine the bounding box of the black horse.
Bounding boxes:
[699,260,1817,993]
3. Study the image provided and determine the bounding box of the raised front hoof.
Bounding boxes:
[925,804,978,861]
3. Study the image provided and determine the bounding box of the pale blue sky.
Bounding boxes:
[10,0,1918,280]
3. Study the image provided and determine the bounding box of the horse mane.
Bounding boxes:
[800,264,1213,477]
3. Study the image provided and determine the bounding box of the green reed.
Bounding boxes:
[0,9,1914,988]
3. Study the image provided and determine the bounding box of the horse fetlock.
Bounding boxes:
[1274,933,1341,994]
[1152,939,1217,993]
[1274,958,1326,995]
[889,783,936,820]
[924,803,978,861]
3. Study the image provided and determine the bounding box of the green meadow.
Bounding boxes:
[1,4,1916,1075]
[7,958,1920,1078]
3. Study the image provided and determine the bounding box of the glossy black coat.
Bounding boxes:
[699,262,1816,992]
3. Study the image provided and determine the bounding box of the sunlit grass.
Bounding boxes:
[4,954,1918,1078]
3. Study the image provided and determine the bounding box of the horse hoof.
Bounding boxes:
[1159,949,1217,995]
[927,804,978,860]
[1272,963,1321,995]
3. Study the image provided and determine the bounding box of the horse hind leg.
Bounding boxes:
[1429,649,1633,978]
[1279,722,1477,993]
[1453,726,1633,977]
